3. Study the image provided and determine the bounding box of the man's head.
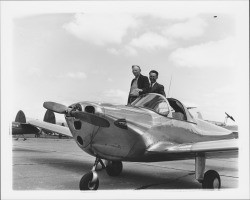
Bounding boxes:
[149,70,159,84]
[132,65,141,78]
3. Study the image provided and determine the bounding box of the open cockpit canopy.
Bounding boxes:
[131,93,195,123]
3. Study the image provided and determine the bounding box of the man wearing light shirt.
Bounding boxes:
[127,65,150,105]
[149,70,166,97]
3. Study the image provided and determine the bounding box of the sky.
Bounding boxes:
[1,1,249,199]
[2,1,248,125]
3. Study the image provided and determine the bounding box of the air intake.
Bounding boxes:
[85,106,95,114]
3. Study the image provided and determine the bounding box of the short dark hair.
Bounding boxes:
[149,70,158,76]
[132,65,141,70]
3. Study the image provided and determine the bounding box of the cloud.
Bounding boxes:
[107,78,113,82]
[162,18,207,40]
[107,48,119,55]
[169,37,237,68]
[66,72,87,79]
[103,89,127,104]
[129,32,170,51]
[107,46,138,56]
[55,72,87,79]
[63,13,137,46]
[27,67,42,76]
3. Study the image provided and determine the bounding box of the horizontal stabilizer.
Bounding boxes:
[28,120,72,138]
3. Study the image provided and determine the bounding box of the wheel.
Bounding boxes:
[79,172,99,190]
[202,170,221,189]
[106,161,123,176]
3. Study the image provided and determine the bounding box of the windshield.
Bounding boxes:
[131,93,170,116]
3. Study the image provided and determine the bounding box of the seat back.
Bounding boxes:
[172,112,184,120]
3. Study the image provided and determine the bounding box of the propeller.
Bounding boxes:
[43,102,68,114]
[43,101,110,127]
[187,106,197,109]
[71,111,110,127]
[225,112,235,122]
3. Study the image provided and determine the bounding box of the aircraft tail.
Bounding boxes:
[15,110,26,123]
[12,110,56,136]
[12,110,39,135]
[43,110,56,124]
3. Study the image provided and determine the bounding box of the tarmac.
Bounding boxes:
[12,137,238,191]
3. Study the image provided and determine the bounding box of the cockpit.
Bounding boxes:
[131,93,194,123]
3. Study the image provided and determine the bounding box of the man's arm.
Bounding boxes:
[159,84,166,97]
[138,75,150,95]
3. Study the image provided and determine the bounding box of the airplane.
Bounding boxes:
[42,109,69,138]
[205,112,238,132]
[187,108,238,132]
[12,110,40,140]
[12,109,64,140]
[24,93,238,190]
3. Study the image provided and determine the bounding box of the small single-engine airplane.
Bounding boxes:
[26,93,238,190]
[205,112,238,132]
[187,108,238,132]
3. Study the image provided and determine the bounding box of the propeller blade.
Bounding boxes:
[43,102,68,114]
[71,111,110,127]
[225,112,235,122]
[225,112,230,117]
[230,116,235,122]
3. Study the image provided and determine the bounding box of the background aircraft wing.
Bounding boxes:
[28,119,72,137]
[147,139,238,159]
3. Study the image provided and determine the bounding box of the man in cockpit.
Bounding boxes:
[127,65,150,105]
[149,70,166,97]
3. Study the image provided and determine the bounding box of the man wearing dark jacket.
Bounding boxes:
[149,70,166,97]
[127,65,150,104]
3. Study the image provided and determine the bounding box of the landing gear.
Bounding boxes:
[79,158,123,190]
[106,161,123,176]
[202,170,221,189]
[79,171,99,190]
[195,155,221,189]
[79,157,103,190]
[15,134,27,141]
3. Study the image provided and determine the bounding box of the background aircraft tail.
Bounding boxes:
[43,110,56,124]
[12,110,56,136]
[15,110,26,123]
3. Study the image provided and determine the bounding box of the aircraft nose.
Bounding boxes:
[67,116,97,148]
[66,103,108,148]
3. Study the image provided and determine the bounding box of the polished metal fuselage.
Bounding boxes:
[65,102,236,162]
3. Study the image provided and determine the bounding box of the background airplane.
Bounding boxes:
[12,110,40,140]
[23,93,238,190]
[42,109,69,138]
[187,108,238,133]
[12,110,67,140]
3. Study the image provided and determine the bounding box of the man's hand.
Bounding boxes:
[130,88,143,96]
[135,88,142,93]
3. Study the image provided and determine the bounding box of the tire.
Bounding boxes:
[202,170,221,189]
[79,172,99,190]
[106,161,123,176]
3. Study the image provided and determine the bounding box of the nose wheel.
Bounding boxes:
[79,157,104,190]
[79,171,99,190]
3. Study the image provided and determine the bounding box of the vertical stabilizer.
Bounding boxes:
[15,110,26,123]
[43,110,56,124]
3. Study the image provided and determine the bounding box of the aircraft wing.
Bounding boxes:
[28,119,72,138]
[147,139,238,159]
